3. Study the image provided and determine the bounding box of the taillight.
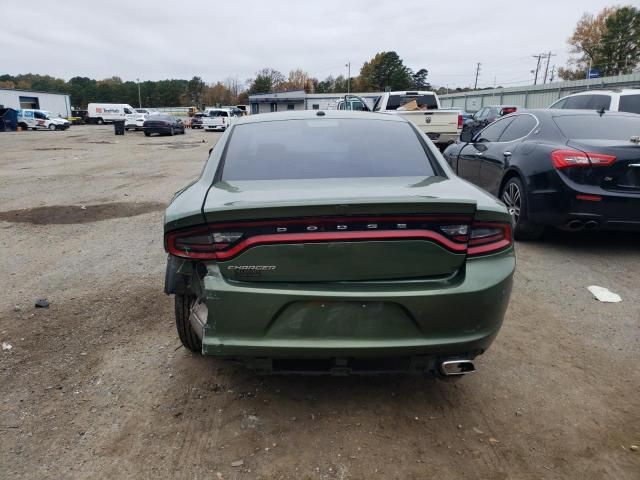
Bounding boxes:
[457,114,463,129]
[501,107,517,115]
[165,217,512,261]
[166,226,244,259]
[467,222,512,257]
[551,149,616,169]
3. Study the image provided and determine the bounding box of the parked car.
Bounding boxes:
[549,89,640,114]
[191,112,205,129]
[163,110,515,376]
[443,109,640,239]
[143,115,185,136]
[16,109,70,130]
[202,108,235,131]
[465,105,518,134]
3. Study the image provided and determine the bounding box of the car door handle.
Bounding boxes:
[503,151,512,157]
[475,152,484,156]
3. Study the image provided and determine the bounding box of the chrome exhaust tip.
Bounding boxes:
[439,360,476,376]
[584,220,599,230]
[566,220,584,231]
[188,300,207,340]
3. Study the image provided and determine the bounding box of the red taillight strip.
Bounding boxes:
[213,230,466,260]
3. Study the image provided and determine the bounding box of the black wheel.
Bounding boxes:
[144,132,150,137]
[97,118,104,125]
[169,126,175,136]
[48,124,57,131]
[501,177,544,240]
[175,294,202,353]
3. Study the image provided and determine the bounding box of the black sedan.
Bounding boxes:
[465,105,518,135]
[143,115,185,136]
[443,109,640,239]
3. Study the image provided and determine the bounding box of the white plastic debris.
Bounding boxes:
[2,342,12,351]
[587,286,622,303]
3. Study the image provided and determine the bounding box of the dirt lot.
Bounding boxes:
[1,125,639,479]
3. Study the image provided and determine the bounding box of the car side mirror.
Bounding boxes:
[460,129,474,143]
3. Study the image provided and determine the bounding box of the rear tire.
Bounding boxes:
[175,294,202,353]
[144,132,150,137]
[501,177,544,241]
[169,126,175,136]
[97,118,104,125]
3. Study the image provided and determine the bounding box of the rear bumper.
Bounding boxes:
[528,179,640,230]
[195,249,515,359]
[144,127,172,134]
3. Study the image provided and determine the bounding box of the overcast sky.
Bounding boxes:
[1,0,618,89]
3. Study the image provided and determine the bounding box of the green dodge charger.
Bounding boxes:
[164,110,515,376]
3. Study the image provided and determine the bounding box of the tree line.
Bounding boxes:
[0,74,248,109]
[0,51,432,109]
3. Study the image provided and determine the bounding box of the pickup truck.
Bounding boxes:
[337,91,463,150]
[202,108,235,132]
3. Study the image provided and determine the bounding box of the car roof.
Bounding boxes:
[559,89,640,97]
[234,110,407,126]
[508,108,639,119]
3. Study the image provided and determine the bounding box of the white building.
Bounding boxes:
[249,90,380,114]
[0,88,72,118]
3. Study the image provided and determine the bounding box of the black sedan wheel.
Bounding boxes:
[501,177,544,240]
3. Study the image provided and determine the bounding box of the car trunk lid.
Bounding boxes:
[566,139,640,192]
[201,177,477,282]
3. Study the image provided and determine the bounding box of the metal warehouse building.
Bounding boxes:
[0,88,71,118]
[439,71,640,112]
[249,90,380,113]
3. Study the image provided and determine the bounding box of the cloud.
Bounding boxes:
[0,0,615,88]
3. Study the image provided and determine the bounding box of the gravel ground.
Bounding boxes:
[1,125,639,479]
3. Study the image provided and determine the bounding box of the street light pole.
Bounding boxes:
[345,62,351,94]
[137,78,142,108]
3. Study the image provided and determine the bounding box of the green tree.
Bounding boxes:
[412,68,430,89]
[248,68,285,94]
[359,52,413,91]
[600,6,640,75]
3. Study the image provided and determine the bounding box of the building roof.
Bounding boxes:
[0,88,70,96]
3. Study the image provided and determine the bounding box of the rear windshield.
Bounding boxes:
[383,94,438,111]
[221,119,436,181]
[553,114,640,140]
[619,94,640,114]
[209,110,229,117]
[150,115,171,122]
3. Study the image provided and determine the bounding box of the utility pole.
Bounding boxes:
[549,65,556,83]
[345,62,351,94]
[474,62,481,89]
[543,51,556,83]
[532,54,544,85]
[136,78,142,108]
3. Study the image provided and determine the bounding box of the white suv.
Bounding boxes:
[549,89,640,114]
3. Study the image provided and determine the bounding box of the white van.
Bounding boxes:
[87,103,138,128]
[17,109,70,131]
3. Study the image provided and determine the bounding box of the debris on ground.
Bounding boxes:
[2,342,13,351]
[231,459,244,467]
[35,298,50,308]
[631,445,639,452]
[472,427,484,434]
[587,286,622,303]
